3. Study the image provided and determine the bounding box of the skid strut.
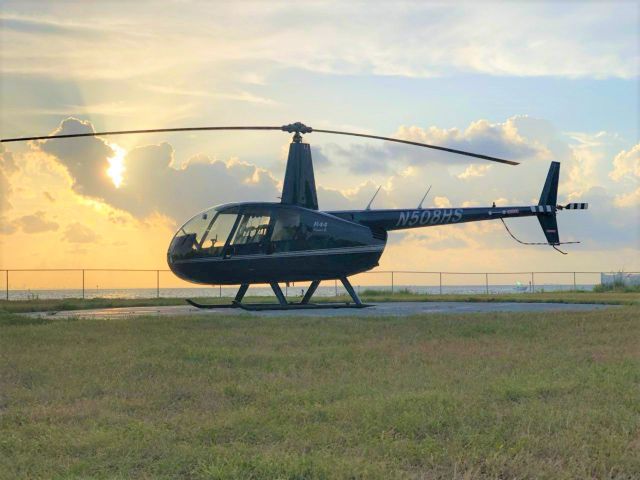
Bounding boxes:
[301,280,320,304]
[340,276,363,306]
[234,283,249,303]
[270,282,288,306]
[186,277,371,310]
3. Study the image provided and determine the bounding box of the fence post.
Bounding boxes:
[439,272,442,295]
[391,271,394,294]
[573,272,576,290]
[485,273,489,295]
[82,269,85,300]
[219,285,222,297]
[5,270,8,301]
[335,279,338,297]
[156,270,160,298]
[531,272,535,293]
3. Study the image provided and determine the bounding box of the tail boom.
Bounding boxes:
[327,161,587,250]
[328,205,546,232]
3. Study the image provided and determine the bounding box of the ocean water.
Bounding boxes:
[5,284,595,301]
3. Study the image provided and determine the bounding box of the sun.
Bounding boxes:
[106,143,126,188]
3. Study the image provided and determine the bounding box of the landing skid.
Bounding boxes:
[185,299,238,309]
[186,277,370,311]
[236,302,371,311]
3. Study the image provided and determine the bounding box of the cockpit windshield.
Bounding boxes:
[200,211,238,255]
[169,206,239,260]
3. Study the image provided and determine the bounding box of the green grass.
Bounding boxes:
[357,289,639,306]
[593,282,640,294]
[0,290,637,313]
[1,307,639,478]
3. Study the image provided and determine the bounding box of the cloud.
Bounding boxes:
[610,144,640,181]
[404,230,471,251]
[36,118,281,223]
[324,142,394,174]
[143,84,276,105]
[0,3,636,80]
[0,217,17,235]
[15,211,59,233]
[330,117,547,174]
[614,187,640,208]
[0,14,108,37]
[559,186,638,247]
[458,164,491,180]
[433,196,452,208]
[63,222,98,243]
[394,119,545,162]
[0,146,17,211]
[0,145,17,173]
[318,181,392,212]
[38,117,116,199]
[0,167,12,211]
[309,146,330,169]
[560,131,629,198]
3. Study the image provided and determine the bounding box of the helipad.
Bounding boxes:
[26,301,614,320]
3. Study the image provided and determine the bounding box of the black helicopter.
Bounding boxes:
[2,122,587,310]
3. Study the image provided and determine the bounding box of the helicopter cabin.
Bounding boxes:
[167,203,385,284]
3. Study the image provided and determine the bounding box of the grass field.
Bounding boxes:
[1,290,638,314]
[1,305,639,478]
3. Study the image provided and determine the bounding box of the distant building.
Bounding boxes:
[600,273,640,287]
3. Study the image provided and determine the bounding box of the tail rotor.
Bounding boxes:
[501,161,587,254]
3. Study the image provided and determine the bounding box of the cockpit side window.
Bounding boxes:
[271,211,300,240]
[226,210,271,255]
[270,210,308,252]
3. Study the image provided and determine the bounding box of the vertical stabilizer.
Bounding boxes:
[537,161,560,244]
[281,140,318,210]
[539,161,560,206]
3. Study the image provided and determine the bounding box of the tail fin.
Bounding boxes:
[539,161,559,207]
[537,161,560,245]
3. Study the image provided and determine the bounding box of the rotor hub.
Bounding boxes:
[281,122,313,134]
[282,122,312,143]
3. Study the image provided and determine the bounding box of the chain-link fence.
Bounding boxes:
[0,269,636,300]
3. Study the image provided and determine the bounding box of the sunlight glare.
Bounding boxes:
[106,143,126,188]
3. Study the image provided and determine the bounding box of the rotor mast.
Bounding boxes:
[280,122,318,210]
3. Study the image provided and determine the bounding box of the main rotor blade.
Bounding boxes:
[0,126,282,143]
[1,121,519,165]
[312,128,519,165]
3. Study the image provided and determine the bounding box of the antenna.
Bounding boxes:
[365,185,382,210]
[417,185,432,209]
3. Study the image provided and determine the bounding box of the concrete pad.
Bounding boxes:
[27,301,614,320]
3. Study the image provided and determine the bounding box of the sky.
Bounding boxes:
[0,0,638,283]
